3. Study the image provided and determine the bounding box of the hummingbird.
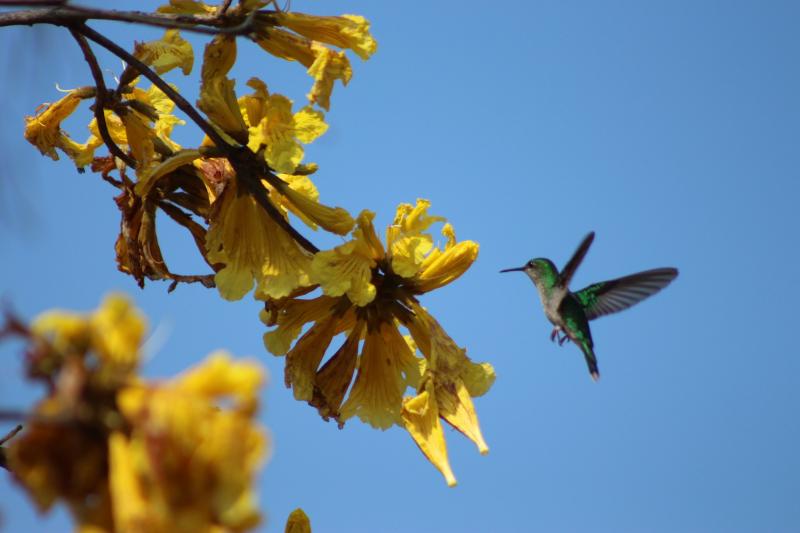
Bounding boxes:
[500,232,678,381]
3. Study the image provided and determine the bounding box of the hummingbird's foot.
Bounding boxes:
[550,328,570,345]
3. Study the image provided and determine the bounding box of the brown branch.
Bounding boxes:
[69,27,137,168]
[0,5,261,35]
[75,23,234,152]
[0,424,22,446]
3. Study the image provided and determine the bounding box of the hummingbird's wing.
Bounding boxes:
[574,268,678,321]
[558,231,595,289]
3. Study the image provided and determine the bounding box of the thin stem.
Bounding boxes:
[0,424,22,446]
[69,27,137,168]
[75,23,233,151]
[0,5,262,35]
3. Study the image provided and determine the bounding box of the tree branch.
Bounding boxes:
[69,27,137,168]
[73,23,234,152]
[0,4,261,35]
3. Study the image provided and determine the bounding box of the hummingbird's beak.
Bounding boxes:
[499,266,525,273]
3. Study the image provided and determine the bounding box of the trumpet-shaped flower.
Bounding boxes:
[205,174,314,300]
[261,200,493,484]
[273,12,378,60]
[197,35,248,140]
[24,87,98,165]
[253,26,357,110]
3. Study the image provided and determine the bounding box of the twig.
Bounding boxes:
[75,23,233,151]
[0,5,262,35]
[69,27,137,168]
[0,425,22,446]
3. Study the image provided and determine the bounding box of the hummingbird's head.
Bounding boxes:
[500,258,559,287]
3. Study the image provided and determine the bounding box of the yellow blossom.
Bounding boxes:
[277,173,354,234]
[113,352,267,532]
[197,35,247,140]
[285,508,312,533]
[31,293,145,386]
[253,29,355,110]
[24,87,97,164]
[274,12,378,60]
[307,44,352,111]
[262,200,492,484]
[7,296,269,532]
[247,91,328,173]
[206,177,314,300]
[133,29,194,76]
[310,210,382,306]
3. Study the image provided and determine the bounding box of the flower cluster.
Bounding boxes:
[5,295,269,532]
[19,0,494,488]
[262,200,495,485]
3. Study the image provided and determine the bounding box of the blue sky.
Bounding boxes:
[1,1,799,531]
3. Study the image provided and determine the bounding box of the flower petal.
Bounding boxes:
[340,323,412,429]
[401,384,457,487]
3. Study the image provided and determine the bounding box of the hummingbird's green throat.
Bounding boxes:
[501,232,678,381]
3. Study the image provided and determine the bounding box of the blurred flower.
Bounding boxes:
[285,508,312,533]
[261,200,493,485]
[5,295,269,532]
[111,352,267,532]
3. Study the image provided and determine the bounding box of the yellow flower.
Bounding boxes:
[121,109,158,175]
[140,82,186,152]
[310,210,381,306]
[113,352,267,532]
[197,35,248,140]
[306,44,352,111]
[24,87,97,165]
[262,200,492,484]
[274,12,378,60]
[285,508,312,533]
[7,296,269,532]
[133,29,194,76]
[253,29,355,111]
[246,88,328,174]
[84,83,185,173]
[31,293,145,386]
[205,175,314,300]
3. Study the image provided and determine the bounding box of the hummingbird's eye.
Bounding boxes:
[527,260,536,268]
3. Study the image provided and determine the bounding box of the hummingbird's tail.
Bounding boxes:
[578,340,600,381]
